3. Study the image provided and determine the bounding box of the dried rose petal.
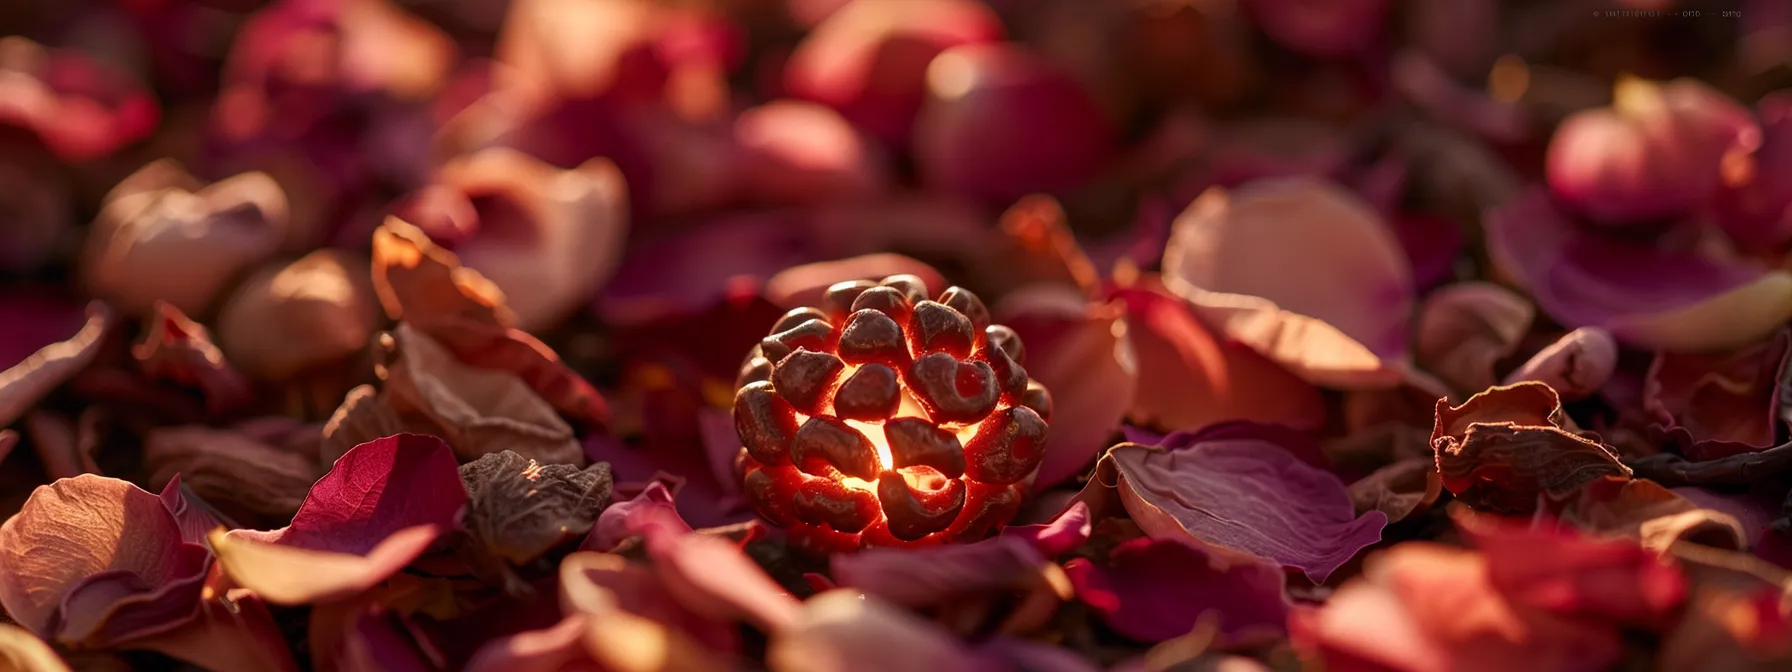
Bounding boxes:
[831,535,1070,635]
[0,623,72,671]
[423,148,629,331]
[768,591,980,672]
[1108,280,1324,433]
[0,475,209,647]
[1096,422,1386,582]
[1431,383,1631,514]
[143,425,319,521]
[784,0,1004,148]
[212,434,467,605]
[81,160,289,316]
[321,385,408,466]
[995,288,1136,489]
[1645,330,1790,459]
[913,43,1114,205]
[1454,508,1687,628]
[734,100,889,204]
[380,324,583,466]
[0,303,111,429]
[1065,537,1288,643]
[1487,190,1792,354]
[372,218,610,430]
[1161,177,1417,388]
[461,451,612,564]
[1414,283,1534,395]
[1347,458,1444,523]
[217,250,383,380]
[1502,327,1619,402]
[132,302,255,416]
[1291,543,1624,672]
[1556,479,1746,552]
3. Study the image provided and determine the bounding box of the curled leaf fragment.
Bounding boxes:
[1430,383,1631,514]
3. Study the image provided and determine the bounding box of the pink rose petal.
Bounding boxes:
[1001,501,1094,558]
[1162,177,1416,388]
[1101,423,1387,582]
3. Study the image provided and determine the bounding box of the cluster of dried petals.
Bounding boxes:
[734,275,1052,549]
[80,160,289,317]
[216,249,384,380]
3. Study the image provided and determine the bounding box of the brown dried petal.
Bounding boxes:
[1346,458,1444,523]
[24,411,100,480]
[371,217,513,327]
[81,161,288,316]
[1430,381,1572,443]
[1433,424,1631,515]
[132,302,254,416]
[1414,282,1533,394]
[461,450,613,564]
[0,303,111,428]
[216,250,383,380]
[143,426,320,520]
[1558,479,1747,552]
[380,324,582,465]
[320,385,408,467]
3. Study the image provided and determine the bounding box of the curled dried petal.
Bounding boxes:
[1644,329,1790,458]
[143,426,319,521]
[133,302,255,416]
[1502,327,1619,402]
[381,324,583,465]
[0,303,111,428]
[1414,283,1533,394]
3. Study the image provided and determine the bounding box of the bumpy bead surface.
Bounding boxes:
[733,275,1053,550]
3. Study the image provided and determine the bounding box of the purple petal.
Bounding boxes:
[831,537,1051,608]
[1104,423,1387,582]
[585,481,690,552]
[1001,501,1094,557]
[1065,537,1289,642]
[1487,189,1792,353]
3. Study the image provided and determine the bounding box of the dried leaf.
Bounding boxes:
[381,324,582,465]
[461,451,613,564]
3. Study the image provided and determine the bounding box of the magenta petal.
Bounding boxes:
[1104,423,1387,582]
[584,481,689,552]
[830,537,1048,607]
[463,616,591,672]
[276,434,467,553]
[1065,537,1289,643]
[642,521,801,632]
[1001,501,1094,557]
[1487,189,1792,353]
[342,607,441,672]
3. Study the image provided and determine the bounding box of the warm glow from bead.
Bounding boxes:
[845,419,896,472]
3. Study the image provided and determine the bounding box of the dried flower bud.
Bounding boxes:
[1547,76,1759,225]
[217,250,383,380]
[81,160,289,316]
